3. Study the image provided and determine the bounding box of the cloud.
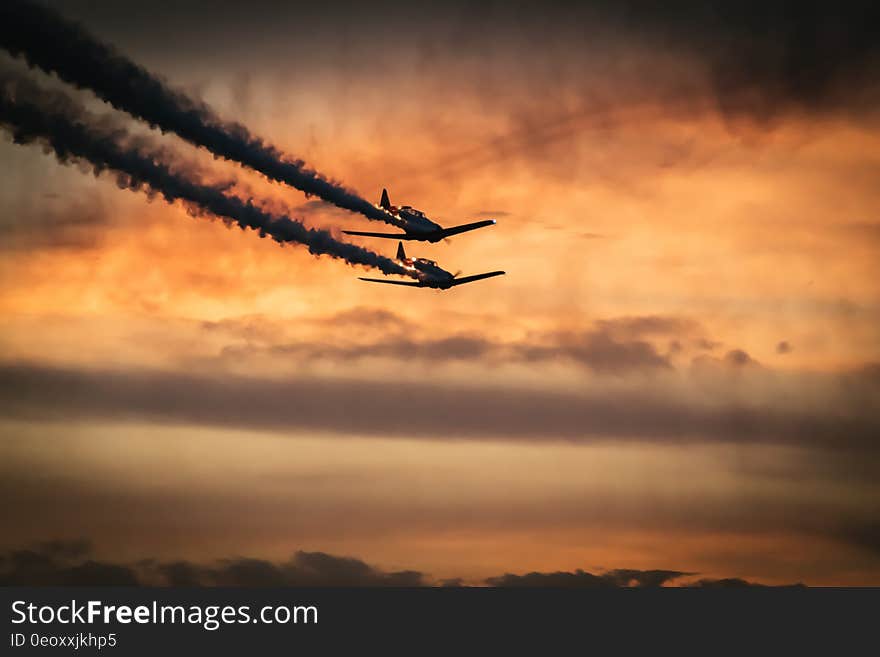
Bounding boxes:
[0,192,111,252]
[692,349,761,371]
[839,523,880,557]
[582,1,880,122]
[201,308,416,351]
[516,329,672,373]
[0,360,877,451]
[0,541,139,586]
[700,4,880,122]
[687,578,757,588]
[603,569,697,588]
[157,552,424,587]
[247,334,494,364]
[486,568,693,588]
[724,349,758,368]
[0,540,800,587]
[594,316,701,339]
[323,307,412,330]
[220,315,697,374]
[0,540,421,587]
[687,578,803,589]
[856,363,880,385]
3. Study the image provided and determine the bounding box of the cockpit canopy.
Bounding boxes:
[401,206,425,217]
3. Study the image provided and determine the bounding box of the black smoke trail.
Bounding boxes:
[0,0,400,227]
[0,74,408,277]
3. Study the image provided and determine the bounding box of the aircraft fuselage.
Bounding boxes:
[358,240,505,290]
[403,256,457,288]
[385,205,445,240]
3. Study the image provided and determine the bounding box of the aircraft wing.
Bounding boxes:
[450,271,506,286]
[437,219,496,239]
[358,277,425,287]
[343,230,417,240]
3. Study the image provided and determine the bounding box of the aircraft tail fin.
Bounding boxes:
[380,188,391,210]
[396,241,407,261]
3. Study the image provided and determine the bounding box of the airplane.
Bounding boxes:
[343,189,497,242]
[359,242,505,290]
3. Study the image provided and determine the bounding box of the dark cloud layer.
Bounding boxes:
[0,541,421,587]
[516,330,672,373]
[28,0,880,125]
[156,552,423,588]
[487,570,801,588]
[0,541,139,586]
[599,1,880,120]
[217,313,706,373]
[227,330,674,374]
[841,523,880,557]
[0,540,795,587]
[0,361,877,451]
[486,569,692,588]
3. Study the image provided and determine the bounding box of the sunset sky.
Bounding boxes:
[1,1,878,586]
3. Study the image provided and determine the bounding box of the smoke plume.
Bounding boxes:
[0,0,399,227]
[0,73,408,276]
